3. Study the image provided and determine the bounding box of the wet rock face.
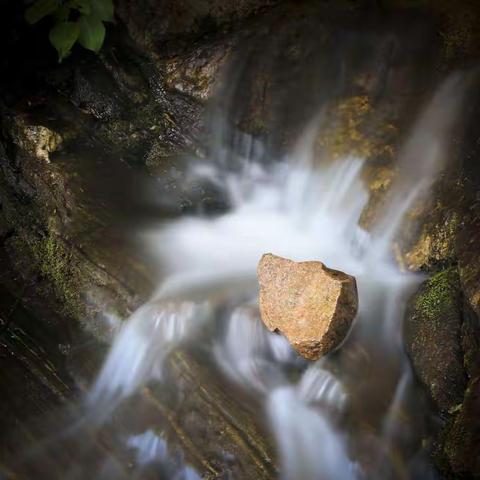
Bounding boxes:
[404,268,466,414]
[257,253,358,360]
[404,259,480,478]
[401,91,480,479]
[116,0,277,53]
[164,37,234,102]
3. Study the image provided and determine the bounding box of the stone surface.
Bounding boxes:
[404,267,466,415]
[257,253,358,360]
[401,90,480,479]
[115,0,277,54]
[441,375,480,479]
[164,36,234,102]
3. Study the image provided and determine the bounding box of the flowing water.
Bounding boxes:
[4,44,473,480]
[90,71,468,479]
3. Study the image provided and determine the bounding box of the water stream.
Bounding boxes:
[6,53,472,480]
[87,71,469,479]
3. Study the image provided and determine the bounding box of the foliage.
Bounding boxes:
[25,0,114,62]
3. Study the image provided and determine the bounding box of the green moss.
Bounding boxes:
[26,224,84,320]
[415,267,460,320]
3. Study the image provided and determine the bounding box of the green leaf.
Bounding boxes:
[54,5,71,22]
[49,21,80,62]
[78,15,106,53]
[67,0,91,15]
[91,0,114,22]
[25,0,59,24]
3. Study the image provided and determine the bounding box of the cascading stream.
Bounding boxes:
[85,71,469,479]
[7,44,472,478]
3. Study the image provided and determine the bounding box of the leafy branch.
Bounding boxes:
[25,0,114,62]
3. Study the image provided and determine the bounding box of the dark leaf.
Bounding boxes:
[25,0,59,24]
[55,5,71,22]
[49,21,80,62]
[78,15,106,53]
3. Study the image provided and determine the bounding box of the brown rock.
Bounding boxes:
[257,253,358,360]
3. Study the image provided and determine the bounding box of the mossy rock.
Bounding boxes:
[404,265,480,478]
[394,175,465,272]
[0,108,151,340]
[404,267,466,415]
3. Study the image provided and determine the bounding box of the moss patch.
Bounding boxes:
[414,267,460,320]
[38,230,82,318]
[15,222,85,321]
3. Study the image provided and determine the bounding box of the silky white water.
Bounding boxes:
[8,68,471,479]
[82,72,470,479]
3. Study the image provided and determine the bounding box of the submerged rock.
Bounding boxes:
[257,253,358,360]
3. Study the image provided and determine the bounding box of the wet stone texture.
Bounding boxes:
[402,196,480,480]
[404,267,466,415]
[258,253,358,361]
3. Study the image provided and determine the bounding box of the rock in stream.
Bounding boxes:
[258,253,358,360]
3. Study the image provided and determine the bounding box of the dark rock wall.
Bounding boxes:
[401,83,480,480]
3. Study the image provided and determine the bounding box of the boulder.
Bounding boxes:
[404,267,466,415]
[257,253,358,360]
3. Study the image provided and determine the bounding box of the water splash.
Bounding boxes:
[371,72,473,256]
[214,305,295,393]
[127,430,168,466]
[298,363,347,411]
[88,300,211,413]
[127,430,202,480]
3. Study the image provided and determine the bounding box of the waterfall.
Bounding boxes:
[81,71,468,479]
[7,48,472,480]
